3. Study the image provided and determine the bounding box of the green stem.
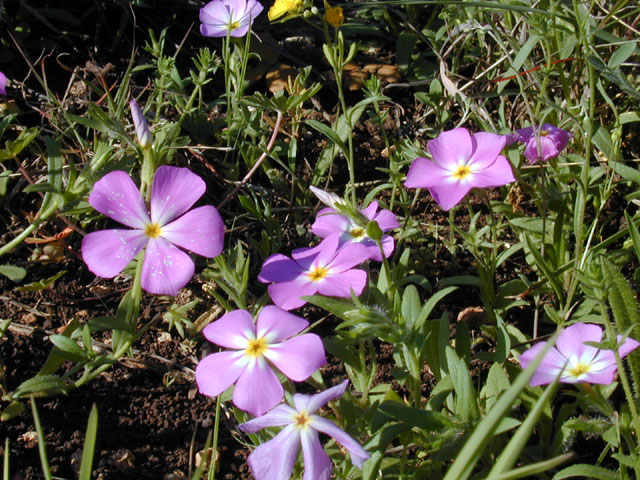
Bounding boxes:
[209,395,222,480]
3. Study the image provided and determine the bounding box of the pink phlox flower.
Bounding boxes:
[513,123,572,164]
[130,99,152,148]
[404,127,515,211]
[200,0,264,37]
[311,201,399,261]
[196,306,326,416]
[82,166,225,295]
[0,72,7,95]
[519,322,640,386]
[239,380,370,480]
[258,234,371,310]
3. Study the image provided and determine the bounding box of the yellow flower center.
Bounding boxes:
[540,129,549,136]
[568,362,591,378]
[229,20,240,30]
[308,266,329,282]
[145,223,163,238]
[293,411,311,428]
[452,164,472,180]
[246,337,268,358]
[350,227,366,239]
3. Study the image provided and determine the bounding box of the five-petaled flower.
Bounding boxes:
[512,123,572,164]
[311,201,399,261]
[404,127,515,211]
[258,234,370,310]
[130,99,152,148]
[519,322,640,386]
[0,72,7,95]
[196,306,326,416]
[82,166,225,295]
[239,380,370,480]
[200,0,264,37]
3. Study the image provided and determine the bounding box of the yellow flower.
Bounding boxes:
[268,0,303,21]
[324,1,344,28]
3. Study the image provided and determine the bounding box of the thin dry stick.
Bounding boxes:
[217,110,284,209]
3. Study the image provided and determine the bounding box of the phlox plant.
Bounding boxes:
[3,0,640,479]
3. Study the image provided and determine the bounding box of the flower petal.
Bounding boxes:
[556,323,602,362]
[203,310,255,349]
[239,404,296,433]
[428,182,472,211]
[234,358,284,416]
[150,166,206,226]
[258,253,304,283]
[89,171,150,228]
[519,342,568,386]
[468,132,507,170]
[161,205,225,258]
[371,208,399,231]
[195,351,246,397]
[0,71,7,95]
[246,424,300,480]
[294,379,348,413]
[427,128,473,169]
[257,306,308,341]
[82,229,147,278]
[300,427,332,480]
[310,416,370,468]
[311,208,348,238]
[327,241,370,272]
[268,279,318,310]
[404,157,450,189]
[316,269,367,298]
[617,335,640,358]
[266,334,326,381]
[141,237,195,295]
[465,155,515,189]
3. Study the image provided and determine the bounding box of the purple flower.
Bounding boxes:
[130,99,152,148]
[82,166,225,295]
[404,127,515,211]
[311,201,399,261]
[239,380,370,480]
[258,235,370,310]
[0,72,7,95]
[513,123,572,164]
[196,306,326,416]
[200,0,264,37]
[519,322,640,386]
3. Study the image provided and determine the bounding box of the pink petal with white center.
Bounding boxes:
[239,404,297,433]
[246,424,300,480]
[268,279,318,310]
[465,155,515,188]
[573,367,618,384]
[404,157,452,189]
[311,208,349,238]
[195,350,247,397]
[233,358,284,416]
[294,380,348,414]
[201,0,231,23]
[317,268,367,298]
[300,427,333,480]
[149,166,206,226]
[82,229,148,278]
[555,323,601,362]
[202,310,254,349]
[360,201,379,220]
[326,241,370,272]
[258,253,304,283]
[372,208,400,231]
[257,305,308,341]
[519,342,568,386]
[310,416,370,468]
[429,181,473,211]
[468,132,507,170]
[89,171,150,229]
[266,334,326,381]
[141,237,195,295]
[305,234,341,270]
[161,205,225,258]
[427,128,473,169]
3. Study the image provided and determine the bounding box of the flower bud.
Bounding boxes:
[130,98,152,148]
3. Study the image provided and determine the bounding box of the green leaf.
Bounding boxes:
[16,271,66,292]
[486,454,572,480]
[610,161,640,185]
[608,42,637,69]
[553,463,618,480]
[0,264,27,282]
[1,400,25,421]
[412,286,458,332]
[305,119,348,156]
[0,127,39,162]
[377,401,457,430]
[49,335,87,363]
[13,375,69,398]
[445,347,479,423]
[78,404,98,480]
[401,285,421,329]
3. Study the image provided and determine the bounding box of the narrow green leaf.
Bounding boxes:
[610,161,640,185]
[486,453,573,480]
[30,398,52,480]
[0,265,27,282]
[305,119,348,155]
[78,404,98,480]
[49,335,87,363]
[445,347,479,423]
[13,375,69,398]
[16,271,66,292]
[553,463,618,480]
